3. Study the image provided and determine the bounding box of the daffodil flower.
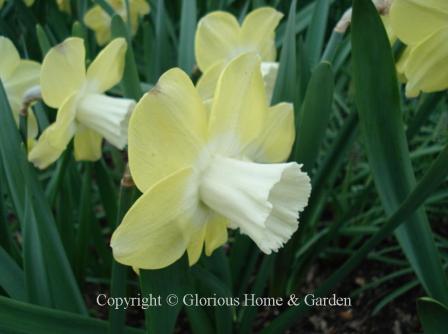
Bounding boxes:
[390,0,448,97]
[111,54,311,270]
[28,37,134,169]
[57,0,71,14]
[195,7,283,102]
[84,0,150,46]
[0,36,40,145]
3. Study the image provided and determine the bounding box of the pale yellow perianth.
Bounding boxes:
[195,7,283,102]
[390,0,448,97]
[111,54,311,270]
[28,37,134,169]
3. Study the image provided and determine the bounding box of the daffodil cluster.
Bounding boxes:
[111,54,311,269]
[29,37,134,169]
[390,0,448,97]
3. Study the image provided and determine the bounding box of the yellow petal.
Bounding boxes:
[24,0,34,6]
[204,213,228,256]
[187,224,206,266]
[4,60,40,114]
[396,46,411,82]
[128,68,207,193]
[0,37,20,80]
[245,102,294,163]
[208,53,267,154]
[74,125,103,161]
[195,11,240,72]
[86,38,127,93]
[28,94,77,169]
[241,7,283,62]
[128,0,150,34]
[390,0,448,45]
[84,6,112,45]
[402,27,448,97]
[111,167,199,269]
[41,37,86,108]
[196,61,225,101]
[132,0,150,15]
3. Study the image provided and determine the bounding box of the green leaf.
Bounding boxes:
[418,297,448,334]
[178,0,197,74]
[261,139,448,333]
[0,296,143,334]
[140,255,189,334]
[304,0,330,68]
[271,0,296,105]
[295,62,334,172]
[35,24,52,57]
[23,188,52,307]
[0,246,25,301]
[111,15,143,100]
[0,80,87,314]
[351,0,448,303]
[151,0,170,80]
[238,256,274,334]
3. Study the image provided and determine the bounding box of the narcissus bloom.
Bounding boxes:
[195,7,283,102]
[111,54,311,270]
[390,0,448,97]
[57,0,71,14]
[29,37,134,169]
[0,36,40,144]
[84,0,150,45]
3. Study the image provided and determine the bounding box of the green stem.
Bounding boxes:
[75,162,93,284]
[321,30,344,63]
[109,166,137,334]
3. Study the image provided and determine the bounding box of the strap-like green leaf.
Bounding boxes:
[0,80,87,314]
[351,0,448,303]
[418,297,448,334]
[271,0,296,105]
[0,296,143,334]
[0,247,25,301]
[178,0,197,74]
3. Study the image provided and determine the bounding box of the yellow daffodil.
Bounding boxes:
[56,0,71,14]
[84,0,150,45]
[390,0,448,97]
[28,37,134,169]
[111,53,311,270]
[195,7,283,102]
[0,36,40,144]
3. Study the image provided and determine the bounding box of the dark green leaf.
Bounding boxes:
[418,297,448,334]
[351,0,448,303]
